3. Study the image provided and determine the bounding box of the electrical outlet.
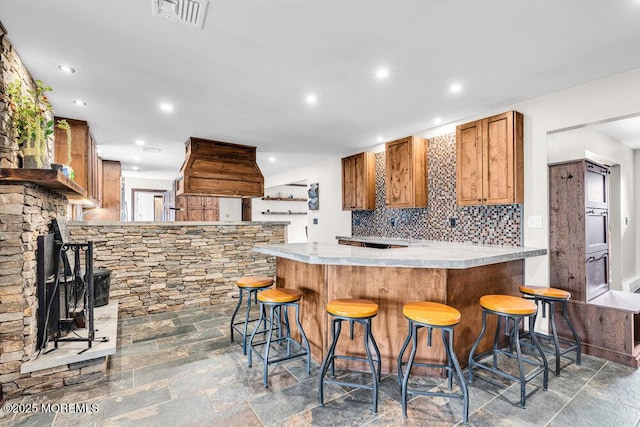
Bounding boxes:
[390,218,396,226]
[450,217,457,227]
[313,218,318,225]
[354,218,361,226]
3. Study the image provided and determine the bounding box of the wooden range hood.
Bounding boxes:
[176,137,264,198]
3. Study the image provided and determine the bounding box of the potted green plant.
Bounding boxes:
[6,79,69,169]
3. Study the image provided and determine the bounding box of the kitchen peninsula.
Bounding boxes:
[254,239,546,373]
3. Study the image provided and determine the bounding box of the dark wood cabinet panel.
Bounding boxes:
[456,111,523,206]
[385,136,427,208]
[549,159,610,302]
[342,152,375,210]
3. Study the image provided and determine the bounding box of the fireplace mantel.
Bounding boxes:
[0,168,87,199]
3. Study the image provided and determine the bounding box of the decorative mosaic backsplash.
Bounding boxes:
[351,133,522,245]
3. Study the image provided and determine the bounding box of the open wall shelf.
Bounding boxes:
[261,197,307,202]
[261,211,307,215]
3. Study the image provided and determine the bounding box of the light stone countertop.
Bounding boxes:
[254,240,546,269]
[68,221,290,226]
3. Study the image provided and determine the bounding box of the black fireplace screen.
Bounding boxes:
[36,233,104,354]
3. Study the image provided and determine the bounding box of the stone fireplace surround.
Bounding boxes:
[0,181,285,401]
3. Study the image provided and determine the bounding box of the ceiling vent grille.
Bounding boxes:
[152,0,209,29]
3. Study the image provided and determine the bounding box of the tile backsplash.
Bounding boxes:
[351,133,522,245]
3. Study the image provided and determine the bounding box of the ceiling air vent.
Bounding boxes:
[151,0,209,29]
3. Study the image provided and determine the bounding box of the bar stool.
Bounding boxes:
[230,276,274,355]
[519,285,581,375]
[397,301,469,423]
[247,288,310,388]
[468,295,548,408]
[319,298,381,414]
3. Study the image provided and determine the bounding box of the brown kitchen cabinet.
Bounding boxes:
[342,152,375,210]
[83,160,122,221]
[176,195,220,221]
[385,136,427,208]
[456,111,524,206]
[54,117,101,206]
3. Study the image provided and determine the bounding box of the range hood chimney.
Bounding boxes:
[176,137,264,198]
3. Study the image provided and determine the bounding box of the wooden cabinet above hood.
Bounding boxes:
[176,137,264,198]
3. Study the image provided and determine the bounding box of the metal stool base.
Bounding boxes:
[319,315,381,415]
[468,308,549,408]
[520,296,581,375]
[397,320,468,423]
[247,300,310,388]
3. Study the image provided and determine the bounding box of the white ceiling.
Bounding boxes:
[2,0,640,181]
[595,116,640,150]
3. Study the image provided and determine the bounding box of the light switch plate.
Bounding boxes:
[527,215,542,228]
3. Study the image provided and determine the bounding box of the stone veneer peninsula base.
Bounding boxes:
[255,241,546,374]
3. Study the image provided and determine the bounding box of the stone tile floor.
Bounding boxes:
[2,303,640,426]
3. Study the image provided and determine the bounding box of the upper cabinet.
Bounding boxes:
[54,117,101,206]
[456,111,524,206]
[342,152,376,210]
[385,136,428,208]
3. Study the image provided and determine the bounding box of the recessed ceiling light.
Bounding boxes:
[58,64,75,74]
[268,157,276,162]
[375,67,389,80]
[73,99,86,106]
[132,166,139,171]
[376,136,384,143]
[134,156,141,162]
[305,94,318,105]
[434,118,443,125]
[449,83,462,93]
[159,103,174,112]
[135,140,145,146]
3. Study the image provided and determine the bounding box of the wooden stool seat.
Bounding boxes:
[257,288,302,304]
[480,295,537,315]
[403,302,461,327]
[326,298,378,318]
[237,276,274,288]
[519,285,571,300]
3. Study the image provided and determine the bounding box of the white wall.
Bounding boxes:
[264,156,352,243]
[252,184,309,243]
[123,177,173,221]
[547,126,636,290]
[272,68,640,288]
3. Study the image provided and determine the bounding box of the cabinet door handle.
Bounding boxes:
[586,210,595,214]
[477,198,482,202]
[483,198,487,202]
[586,253,608,263]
